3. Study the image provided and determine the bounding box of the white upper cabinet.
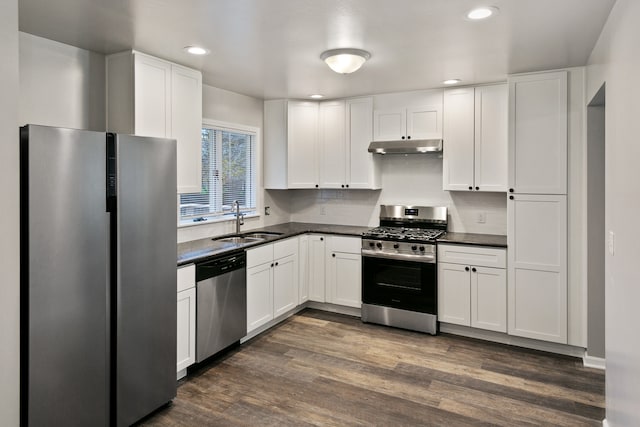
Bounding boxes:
[319,100,347,188]
[264,97,380,190]
[346,97,381,189]
[372,90,443,142]
[508,71,567,194]
[288,101,319,188]
[106,51,202,193]
[443,84,507,192]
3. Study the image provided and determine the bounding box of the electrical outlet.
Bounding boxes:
[264,206,271,216]
[609,231,615,255]
[476,212,486,224]
[320,206,326,215]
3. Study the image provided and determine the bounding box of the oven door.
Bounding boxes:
[362,255,436,314]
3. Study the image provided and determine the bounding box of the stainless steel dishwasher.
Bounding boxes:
[195,250,247,362]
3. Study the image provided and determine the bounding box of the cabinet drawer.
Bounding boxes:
[247,243,274,267]
[177,264,195,293]
[274,237,298,259]
[327,235,361,254]
[437,244,506,268]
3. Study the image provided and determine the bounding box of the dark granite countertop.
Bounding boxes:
[436,232,507,248]
[177,222,371,266]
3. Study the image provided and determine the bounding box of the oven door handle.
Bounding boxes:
[361,250,436,264]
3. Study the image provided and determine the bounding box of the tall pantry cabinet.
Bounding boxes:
[507,71,568,344]
[106,51,203,194]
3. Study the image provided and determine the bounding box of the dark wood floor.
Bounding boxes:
[142,309,605,426]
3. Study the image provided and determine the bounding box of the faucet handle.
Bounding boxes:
[240,212,245,225]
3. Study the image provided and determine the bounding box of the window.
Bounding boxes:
[179,122,256,223]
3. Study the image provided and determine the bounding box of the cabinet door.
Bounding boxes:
[508,194,567,343]
[373,109,406,141]
[247,262,274,332]
[287,101,319,188]
[319,100,346,188]
[508,71,567,194]
[134,53,172,138]
[407,105,443,140]
[443,88,475,191]
[308,235,326,302]
[176,287,196,373]
[347,97,380,189]
[273,253,298,317]
[298,235,309,304]
[475,84,508,192]
[471,266,507,332]
[171,64,203,194]
[437,263,471,326]
[326,251,362,308]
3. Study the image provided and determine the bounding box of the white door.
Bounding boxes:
[373,109,406,141]
[508,71,567,194]
[134,53,171,138]
[407,105,443,140]
[327,251,362,308]
[508,194,567,343]
[319,100,346,188]
[171,64,203,194]
[471,266,507,332]
[287,101,319,188]
[273,254,298,317]
[437,263,471,326]
[347,97,379,189]
[443,87,475,191]
[308,235,326,302]
[298,235,309,304]
[176,287,196,373]
[474,84,508,192]
[246,261,274,332]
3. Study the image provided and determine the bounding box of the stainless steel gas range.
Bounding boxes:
[361,205,448,335]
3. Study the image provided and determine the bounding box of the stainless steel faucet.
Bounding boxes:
[234,200,244,234]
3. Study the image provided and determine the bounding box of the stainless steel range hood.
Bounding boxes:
[367,139,443,154]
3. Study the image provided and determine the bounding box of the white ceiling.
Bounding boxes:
[18,0,616,100]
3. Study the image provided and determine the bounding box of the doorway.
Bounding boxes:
[586,84,606,361]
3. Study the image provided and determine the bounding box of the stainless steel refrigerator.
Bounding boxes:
[20,125,177,426]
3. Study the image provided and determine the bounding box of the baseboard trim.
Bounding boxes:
[583,353,606,370]
[306,301,361,317]
[439,323,585,357]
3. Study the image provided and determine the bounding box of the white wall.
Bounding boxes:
[290,154,508,234]
[586,0,640,425]
[0,0,20,425]
[177,85,291,243]
[19,32,105,131]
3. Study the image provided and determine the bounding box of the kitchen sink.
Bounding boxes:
[242,231,283,239]
[213,236,263,244]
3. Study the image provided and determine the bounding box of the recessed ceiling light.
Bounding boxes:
[466,6,499,20]
[310,94,324,99]
[443,79,462,85]
[184,46,209,55]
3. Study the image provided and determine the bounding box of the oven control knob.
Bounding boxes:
[369,242,375,248]
[411,245,417,251]
[376,242,382,249]
[419,246,425,252]
[393,244,399,249]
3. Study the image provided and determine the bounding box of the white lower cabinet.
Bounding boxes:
[437,245,507,333]
[176,264,196,378]
[246,238,299,333]
[298,234,310,304]
[308,235,326,302]
[326,236,362,308]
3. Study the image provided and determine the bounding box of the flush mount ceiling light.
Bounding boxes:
[443,79,462,85]
[320,48,371,74]
[184,46,209,55]
[466,6,499,20]
[309,94,324,99]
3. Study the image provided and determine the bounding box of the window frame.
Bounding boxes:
[178,118,260,227]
